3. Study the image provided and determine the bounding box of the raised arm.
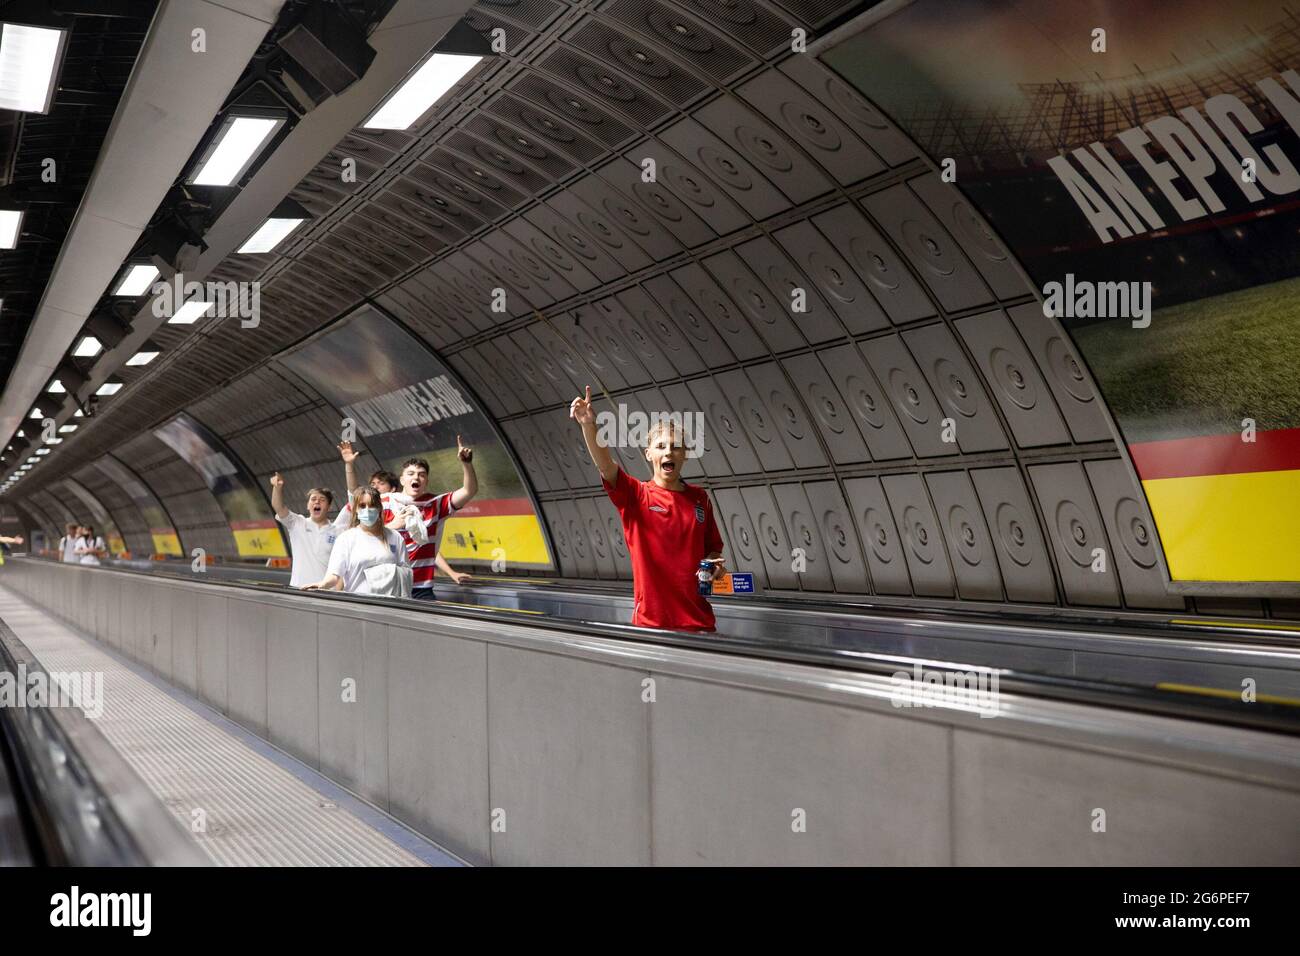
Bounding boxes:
[450,435,478,510]
[338,441,359,501]
[570,386,617,485]
[270,472,288,519]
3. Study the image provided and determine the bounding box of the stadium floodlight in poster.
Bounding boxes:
[94,455,182,556]
[278,304,553,572]
[153,413,286,558]
[826,0,1300,586]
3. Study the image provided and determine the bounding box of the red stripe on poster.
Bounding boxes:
[453,497,536,517]
[1129,427,1300,480]
[230,518,279,531]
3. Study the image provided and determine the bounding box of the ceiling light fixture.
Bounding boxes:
[168,299,212,325]
[0,208,23,248]
[236,196,311,254]
[188,110,287,186]
[113,263,161,297]
[0,17,69,114]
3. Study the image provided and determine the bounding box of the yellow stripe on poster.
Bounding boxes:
[439,514,551,568]
[1142,469,1300,581]
[232,526,287,558]
[151,533,183,556]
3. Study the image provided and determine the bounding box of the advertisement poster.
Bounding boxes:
[58,479,127,556]
[826,0,1300,584]
[94,455,183,556]
[279,305,553,571]
[153,413,286,558]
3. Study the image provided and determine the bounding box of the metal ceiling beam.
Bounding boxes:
[0,0,288,462]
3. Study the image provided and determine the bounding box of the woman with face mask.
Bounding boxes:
[303,487,410,595]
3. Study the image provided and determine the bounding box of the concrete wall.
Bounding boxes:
[4,558,1298,866]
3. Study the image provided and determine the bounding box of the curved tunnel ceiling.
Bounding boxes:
[8,0,1300,620]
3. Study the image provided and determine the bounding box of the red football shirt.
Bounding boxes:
[384,492,455,592]
[602,467,724,632]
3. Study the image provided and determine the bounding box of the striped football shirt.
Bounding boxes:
[385,492,455,592]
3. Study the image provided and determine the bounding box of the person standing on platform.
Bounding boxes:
[304,487,409,595]
[389,439,477,601]
[270,473,338,590]
[570,386,725,633]
[58,523,79,563]
[75,524,107,566]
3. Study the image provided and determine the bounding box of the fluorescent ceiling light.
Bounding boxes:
[114,263,160,296]
[34,448,49,456]
[73,409,83,418]
[363,52,481,130]
[126,348,160,366]
[0,22,68,114]
[236,217,304,254]
[44,438,61,445]
[59,424,76,433]
[0,208,22,248]
[27,408,41,419]
[47,379,64,394]
[73,335,101,358]
[168,299,212,324]
[96,381,123,396]
[189,115,284,186]
[25,456,36,463]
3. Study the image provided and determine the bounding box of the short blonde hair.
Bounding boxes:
[645,413,684,448]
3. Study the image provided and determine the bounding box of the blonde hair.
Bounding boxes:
[644,413,684,448]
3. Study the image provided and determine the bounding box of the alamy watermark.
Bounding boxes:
[0,663,104,719]
[151,272,261,328]
[889,663,1001,717]
[1041,273,1152,328]
[596,404,707,456]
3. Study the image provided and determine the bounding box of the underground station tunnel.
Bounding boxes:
[0,0,1295,894]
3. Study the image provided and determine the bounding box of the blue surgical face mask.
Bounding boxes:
[356,507,380,527]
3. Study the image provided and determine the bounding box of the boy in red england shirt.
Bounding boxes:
[571,386,725,632]
[383,437,477,600]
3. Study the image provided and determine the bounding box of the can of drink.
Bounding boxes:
[697,560,714,595]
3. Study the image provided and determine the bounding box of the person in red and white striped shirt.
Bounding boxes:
[385,436,478,600]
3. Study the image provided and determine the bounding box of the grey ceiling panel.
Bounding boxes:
[616,286,706,376]
[741,485,798,590]
[485,91,605,165]
[773,482,833,591]
[744,362,827,469]
[462,238,550,313]
[561,21,705,110]
[555,497,598,578]
[406,157,511,221]
[702,249,806,353]
[804,480,871,593]
[501,418,554,492]
[713,487,768,590]
[408,271,482,342]
[542,502,575,575]
[575,496,616,579]
[736,69,886,187]
[954,310,1071,448]
[658,116,790,221]
[447,349,516,417]
[668,262,767,361]
[1006,303,1113,444]
[925,470,1004,602]
[779,55,916,167]
[1084,459,1184,610]
[1028,462,1121,608]
[505,72,637,149]
[603,0,752,84]
[881,473,956,598]
[861,184,993,314]
[714,369,795,472]
[970,467,1057,604]
[523,204,627,284]
[448,248,530,327]
[626,141,749,238]
[772,220,891,335]
[908,173,1032,300]
[474,340,533,415]
[781,354,872,465]
[547,188,655,272]
[571,301,653,388]
[571,171,677,263]
[902,322,1009,454]
[694,96,834,204]
[531,408,589,490]
[476,230,570,306]
[642,273,737,368]
[605,502,632,577]
[614,390,658,478]
[552,311,631,391]
[811,204,936,326]
[734,235,847,345]
[595,157,698,257]
[681,377,757,476]
[526,321,591,394]
[503,216,602,294]
[512,326,583,403]
[858,335,955,459]
[489,335,549,407]
[814,345,913,462]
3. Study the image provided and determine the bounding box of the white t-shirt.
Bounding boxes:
[277,511,340,588]
[60,535,78,563]
[325,526,409,594]
[77,536,105,566]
